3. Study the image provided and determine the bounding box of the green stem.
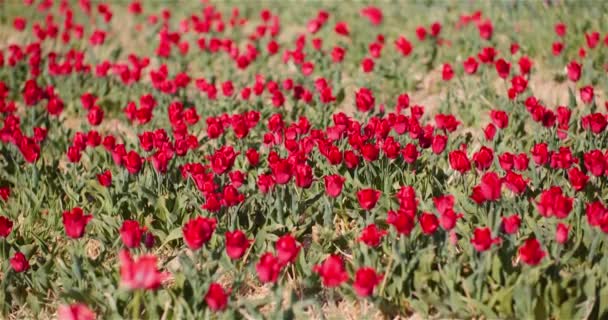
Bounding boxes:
[132,290,142,320]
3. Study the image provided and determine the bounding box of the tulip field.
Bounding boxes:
[2,0,608,319]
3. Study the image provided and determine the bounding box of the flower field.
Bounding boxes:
[1,0,608,319]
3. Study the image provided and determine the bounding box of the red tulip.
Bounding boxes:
[463,57,479,74]
[355,88,375,112]
[182,216,217,250]
[473,146,494,171]
[586,201,607,227]
[490,110,509,129]
[225,230,251,260]
[449,150,471,173]
[205,283,229,312]
[501,214,521,235]
[566,61,581,82]
[358,224,387,247]
[0,216,13,238]
[387,209,416,236]
[62,207,93,239]
[536,187,573,219]
[324,174,345,198]
[275,234,301,265]
[255,252,282,283]
[357,189,381,210]
[470,227,501,252]
[442,63,454,81]
[518,238,546,266]
[556,223,569,244]
[439,208,463,231]
[57,304,96,320]
[96,170,112,187]
[120,220,143,248]
[313,255,349,287]
[10,252,29,272]
[353,267,383,297]
[433,195,454,215]
[419,212,439,235]
[119,250,168,290]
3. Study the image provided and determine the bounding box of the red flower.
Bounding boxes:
[358,224,388,247]
[361,57,375,72]
[182,216,217,250]
[334,22,350,36]
[120,220,143,248]
[13,17,26,31]
[567,61,581,82]
[432,135,447,154]
[360,143,379,162]
[430,22,441,37]
[123,151,143,174]
[568,167,589,192]
[353,267,383,297]
[313,255,349,287]
[209,146,238,175]
[225,230,251,260]
[439,208,463,231]
[256,252,282,283]
[294,164,313,189]
[471,172,502,204]
[331,46,346,63]
[10,252,29,272]
[490,110,509,129]
[276,234,301,265]
[387,209,416,236]
[536,187,573,219]
[518,56,533,74]
[394,36,413,56]
[419,212,439,235]
[555,23,566,37]
[87,106,104,126]
[583,150,606,177]
[585,201,606,227]
[495,58,511,79]
[463,57,479,74]
[205,283,229,312]
[355,88,375,112]
[270,159,292,185]
[360,6,383,25]
[449,150,471,173]
[518,238,546,266]
[57,303,96,320]
[433,194,455,215]
[435,114,461,132]
[97,170,112,187]
[357,189,381,210]
[245,149,260,167]
[0,216,13,238]
[504,171,528,194]
[502,214,521,235]
[530,143,549,166]
[580,85,594,104]
[401,143,419,164]
[324,174,345,198]
[581,113,607,134]
[473,146,494,171]
[119,250,168,290]
[552,42,564,56]
[484,123,497,141]
[470,227,501,252]
[62,207,93,239]
[556,223,569,244]
[442,63,454,81]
